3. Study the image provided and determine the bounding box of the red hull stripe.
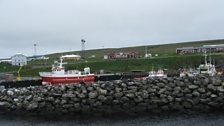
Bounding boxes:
[41,76,95,84]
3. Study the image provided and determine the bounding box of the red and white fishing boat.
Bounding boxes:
[39,58,95,84]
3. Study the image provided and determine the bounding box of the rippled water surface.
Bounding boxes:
[0,113,223,126]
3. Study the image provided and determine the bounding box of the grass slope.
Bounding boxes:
[48,39,224,60]
[1,39,224,77]
[6,53,224,77]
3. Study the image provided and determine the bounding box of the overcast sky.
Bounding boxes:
[0,0,224,58]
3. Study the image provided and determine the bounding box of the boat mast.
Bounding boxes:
[145,46,148,57]
[204,50,207,66]
[209,48,212,64]
[60,58,63,68]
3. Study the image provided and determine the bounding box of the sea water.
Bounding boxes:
[0,113,223,126]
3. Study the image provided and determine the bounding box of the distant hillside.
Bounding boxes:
[3,39,224,77]
[47,39,224,60]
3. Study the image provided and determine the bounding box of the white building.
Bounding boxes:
[11,53,27,66]
[27,55,49,61]
[145,53,152,58]
[104,55,109,60]
[61,54,81,60]
[0,59,12,64]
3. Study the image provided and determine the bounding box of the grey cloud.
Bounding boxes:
[0,0,223,58]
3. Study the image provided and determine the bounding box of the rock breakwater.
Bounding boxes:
[0,76,224,115]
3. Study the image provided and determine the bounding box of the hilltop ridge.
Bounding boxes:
[48,39,224,59]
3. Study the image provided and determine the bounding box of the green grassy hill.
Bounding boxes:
[1,39,224,77]
[47,39,224,60]
[13,53,224,77]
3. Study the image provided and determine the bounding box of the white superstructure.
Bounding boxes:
[148,69,167,78]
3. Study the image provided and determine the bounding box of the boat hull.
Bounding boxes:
[41,75,95,84]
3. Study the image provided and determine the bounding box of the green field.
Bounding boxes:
[48,39,224,60]
[0,39,224,77]
[1,53,223,77]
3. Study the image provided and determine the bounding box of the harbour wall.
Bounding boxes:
[0,76,224,115]
[0,80,42,88]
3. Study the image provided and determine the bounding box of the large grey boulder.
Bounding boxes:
[126,93,135,98]
[188,85,198,90]
[62,93,76,98]
[114,92,123,98]
[0,101,10,107]
[207,84,216,91]
[26,102,38,111]
[89,92,98,99]
[7,90,14,96]
[98,88,108,95]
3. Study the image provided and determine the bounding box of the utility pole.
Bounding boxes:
[34,43,37,57]
[81,39,86,59]
[145,46,148,58]
[145,46,148,55]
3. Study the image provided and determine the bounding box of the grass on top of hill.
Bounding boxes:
[47,39,224,60]
[10,53,223,77]
[1,38,224,77]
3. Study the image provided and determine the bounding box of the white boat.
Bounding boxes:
[197,63,216,76]
[148,71,156,78]
[148,69,167,78]
[180,68,201,77]
[180,51,216,77]
[187,68,200,77]
[197,51,216,76]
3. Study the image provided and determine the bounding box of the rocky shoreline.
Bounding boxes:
[0,76,224,116]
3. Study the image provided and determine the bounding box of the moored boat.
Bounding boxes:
[148,69,167,78]
[39,58,95,84]
[180,51,216,77]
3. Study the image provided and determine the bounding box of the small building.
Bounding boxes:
[27,55,49,61]
[0,59,12,64]
[176,44,224,54]
[61,54,81,60]
[176,47,203,54]
[105,52,138,59]
[11,53,27,66]
[145,53,152,58]
[90,55,96,58]
[104,55,109,60]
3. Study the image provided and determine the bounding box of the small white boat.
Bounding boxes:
[197,51,216,76]
[180,51,216,77]
[148,71,156,78]
[148,69,167,78]
[198,63,216,76]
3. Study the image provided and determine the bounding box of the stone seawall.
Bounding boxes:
[0,76,224,115]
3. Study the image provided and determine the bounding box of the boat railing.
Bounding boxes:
[66,70,81,75]
[39,72,52,76]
